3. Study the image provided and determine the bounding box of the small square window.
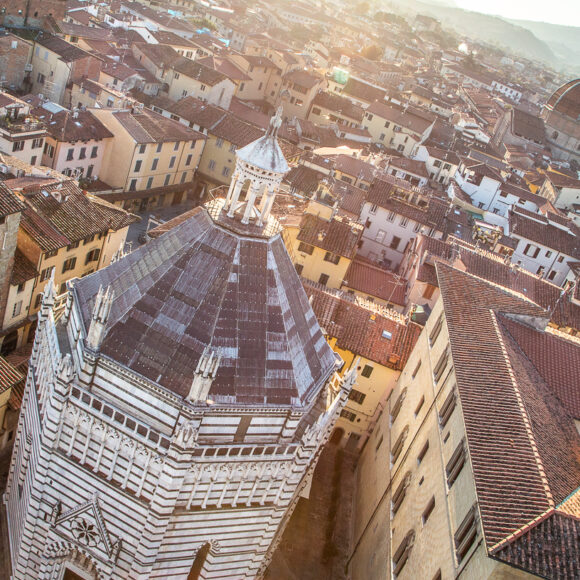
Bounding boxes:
[361,364,373,378]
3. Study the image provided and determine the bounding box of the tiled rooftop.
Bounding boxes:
[72,206,337,406]
[437,264,580,556]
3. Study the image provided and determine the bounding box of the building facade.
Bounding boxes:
[4,113,354,579]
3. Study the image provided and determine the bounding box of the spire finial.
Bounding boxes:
[267,105,283,138]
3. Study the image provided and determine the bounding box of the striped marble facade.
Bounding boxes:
[4,280,354,579]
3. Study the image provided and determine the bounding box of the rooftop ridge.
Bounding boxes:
[490,310,555,512]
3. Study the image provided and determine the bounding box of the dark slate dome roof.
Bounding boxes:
[72,207,338,407]
[545,79,580,120]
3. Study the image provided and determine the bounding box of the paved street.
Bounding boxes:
[265,442,357,580]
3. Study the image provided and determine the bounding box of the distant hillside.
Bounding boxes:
[507,19,580,71]
[386,0,559,66]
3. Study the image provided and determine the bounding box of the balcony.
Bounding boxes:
[0,115,45,137]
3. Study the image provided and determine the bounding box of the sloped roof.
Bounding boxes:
[0,182,26,218]
[303,280,420,370]
[492,511,580,579]
[343,259,406,305]
[511,108,545,144]
[38,110,113,142]
[35,34,93,62]
[71,207,337,406]
[342,78,386,103]
[11,249,38,285]
[111,108,206,144]
[437,264,580,555]
[18,181,137,251]
[366,179,451,232]
[311,91,364,122]
[0,356,25,395]
[172,57,230,86]
[297,213,362,259]
[509,209,580,258]
[367,101,434,134]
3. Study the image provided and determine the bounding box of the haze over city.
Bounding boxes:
[0,0,578,579]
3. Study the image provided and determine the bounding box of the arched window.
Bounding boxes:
[187,542,211,580]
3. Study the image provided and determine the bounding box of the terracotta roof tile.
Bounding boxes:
[342,78,386,103]
[35,33,94,62]
[303,280,421,370]
[311,91,364,122]
[37,110,113,142]
[0,182,26,217]
[172,56,229,86]
[343,259,406,305]
[437,264,580,552]
[366,101,435,134]
[509,209,580,258]
[18,181,137,251]
[0,356,24,395]
[283,70,323,90]
[366,179,453,232]
[492,511,580,579]
[297,213,362,259]
[10,249,38,285]
[112,108,206,144]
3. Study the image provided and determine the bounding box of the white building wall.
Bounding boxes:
[510,237,572,286]
[359,202,440,270]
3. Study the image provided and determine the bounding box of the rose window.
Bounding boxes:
[70,517,99,547]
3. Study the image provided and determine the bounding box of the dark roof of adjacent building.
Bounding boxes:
[35,34,94,62]
[35,110,113,142]
[297,213,362,259]
[311,91,364,122]
[133,42,180,68]
[111,108,206,144]
[101,59,141,81]
[284,165,324,195]
[388,157,429,179]
[303,280,420,370]
[343,259,406,305]
[17,181,137,251]
[11,249,38,285]
[197,56,251,81]
[71,206,337,406]
[172,57,230,86]
[164,96,226,129]
[424,146,460,165]
[511,108,545,144]
[0,356,25,395]
[342,78,386,103]
[149,29,196,47]
[367,101,434,134]
[437,264,580,565]
[283,70,323,90]
[366,179,452,232]
[509,208,580,258]
[412,235,580,333]
[0,182,26,218]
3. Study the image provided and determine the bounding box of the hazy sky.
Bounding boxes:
[453,0,580,27]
